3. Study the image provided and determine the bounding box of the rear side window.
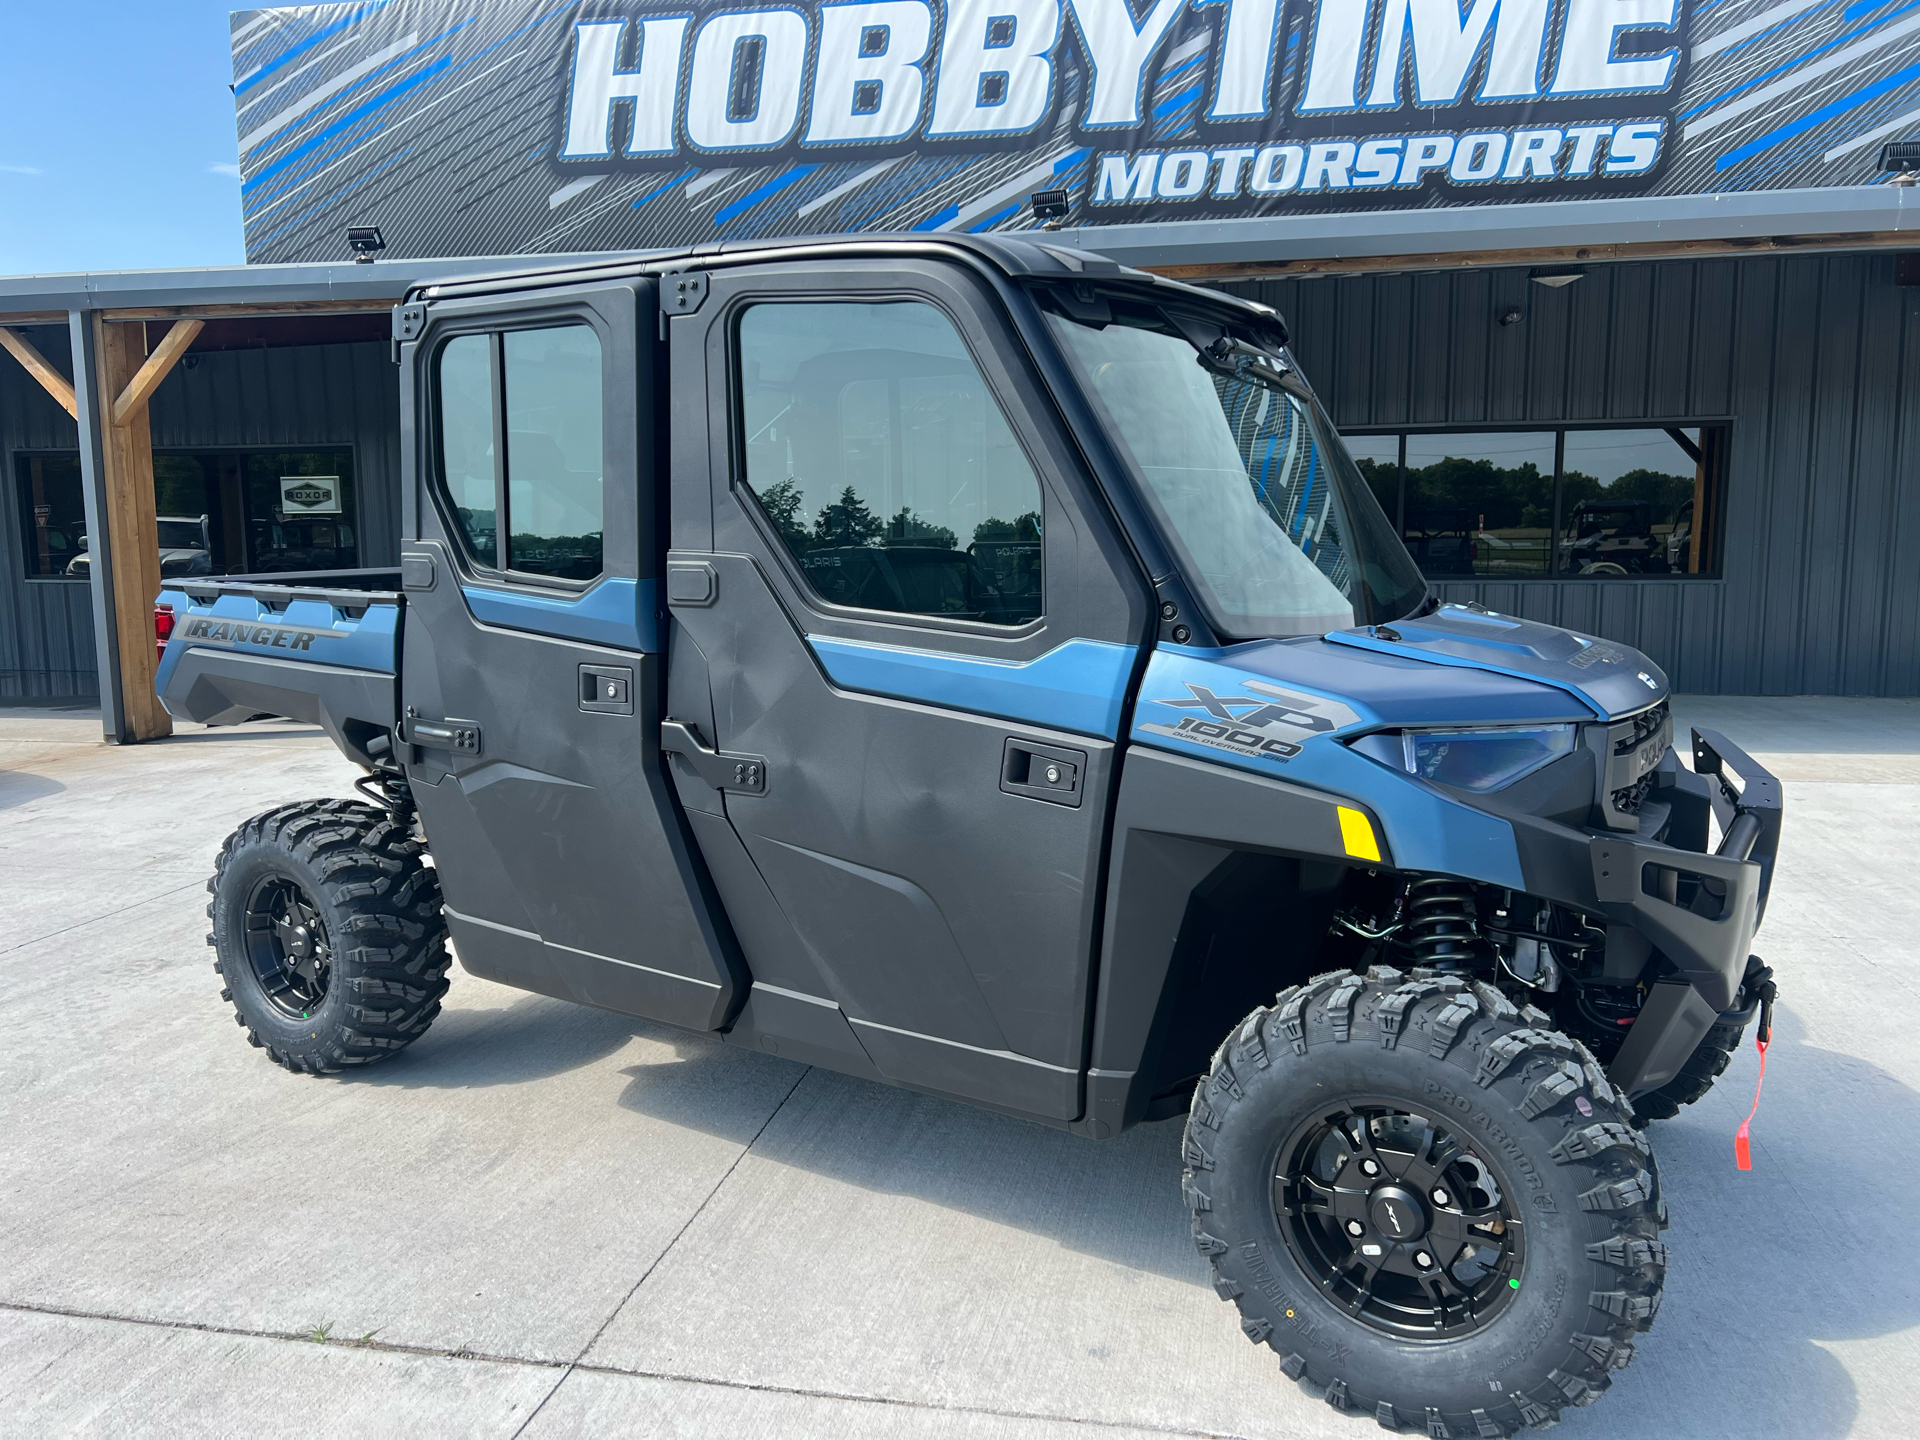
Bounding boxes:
[433,324,604,581]
[735,300,1043,626]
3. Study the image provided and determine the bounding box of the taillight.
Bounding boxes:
[155,603,175,663]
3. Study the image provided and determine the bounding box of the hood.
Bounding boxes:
[1325,605,1667,720]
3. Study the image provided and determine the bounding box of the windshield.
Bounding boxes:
[1046,298,1425,638]
[157,520,205,550]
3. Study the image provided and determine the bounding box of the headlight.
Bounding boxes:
[1350,724,1577,792]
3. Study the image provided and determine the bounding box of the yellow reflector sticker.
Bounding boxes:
[1338,806,1381,863]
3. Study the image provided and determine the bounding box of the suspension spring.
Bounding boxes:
[1403,877,1481,967]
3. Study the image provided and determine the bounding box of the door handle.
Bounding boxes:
[403,716,481,754]
[1000,738,1085,807]
[660,719,767,794]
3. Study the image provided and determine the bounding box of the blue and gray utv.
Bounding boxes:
[158,236,1781,1433]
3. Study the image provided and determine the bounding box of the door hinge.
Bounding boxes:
[660,719,766,794]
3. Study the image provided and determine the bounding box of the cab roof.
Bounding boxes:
[403,231,1282,332]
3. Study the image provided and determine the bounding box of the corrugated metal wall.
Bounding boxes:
[1221,251,1920,696]
[0,325,91,699]
[0,336,400,700]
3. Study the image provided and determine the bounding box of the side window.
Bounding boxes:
[438,335,496,567]
[736,300,1043,626]
[433,324,604,581]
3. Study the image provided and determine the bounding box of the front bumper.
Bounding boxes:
[1506,727,1782,1014]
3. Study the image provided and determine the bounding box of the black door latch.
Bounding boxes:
[404,717,481,755]
[660,719,767,794]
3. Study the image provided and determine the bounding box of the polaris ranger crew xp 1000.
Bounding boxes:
[159,237,1782,1435]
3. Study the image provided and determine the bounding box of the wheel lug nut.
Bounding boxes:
[1414,1251,1433,1268]
[1346,1220,1365,1237]
[1360,1160,1380,1177]
[1431,1188,1450,1206]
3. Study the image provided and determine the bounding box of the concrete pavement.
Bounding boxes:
[2,698,1915,1438]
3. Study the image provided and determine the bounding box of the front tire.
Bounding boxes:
[1184,967,1665,1434]
[208,799,449,1073]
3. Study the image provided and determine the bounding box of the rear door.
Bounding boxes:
[399,281,742,1031]
[665,259,1152,1118]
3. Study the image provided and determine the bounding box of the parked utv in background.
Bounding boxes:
[157,237,1782,1436]
[1560,499,1672,576]
[68,514,212,579]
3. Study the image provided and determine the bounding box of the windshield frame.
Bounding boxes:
[1033,283,1427,641]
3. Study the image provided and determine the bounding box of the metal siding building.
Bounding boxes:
[0,326,92,698]
[1,332,403,701]
[1219,250,1920,697]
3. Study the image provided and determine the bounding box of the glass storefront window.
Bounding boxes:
[1560,428,1710,577]
[13,453,87,579]
[1403,432,1556,578]
[1344,424,1727,579]
[10,446,356,580]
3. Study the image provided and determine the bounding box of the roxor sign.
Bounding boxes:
[280,476,342,514]
[231,0,1911,261]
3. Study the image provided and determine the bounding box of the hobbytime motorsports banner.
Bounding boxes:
[232,0,1920,261]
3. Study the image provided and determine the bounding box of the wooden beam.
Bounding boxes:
[111,318,203,427]
[100,298,395,321]
[1141,229,1915,282]
[0,310,69,325]
[94,317,172,742]
[0,326,78,419]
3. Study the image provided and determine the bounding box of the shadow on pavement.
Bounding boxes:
[0,771,65,811]
[348,990,658,1090]
[156,725,328,744]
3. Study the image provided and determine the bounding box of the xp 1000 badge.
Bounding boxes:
[1138,678,1360,765]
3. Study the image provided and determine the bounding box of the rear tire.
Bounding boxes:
[208,799,449,1073]
[1184,966,1665,1434]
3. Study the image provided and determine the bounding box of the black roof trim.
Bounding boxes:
[401,231,1281,327]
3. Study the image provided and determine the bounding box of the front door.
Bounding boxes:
[666,260,1151,1119]
[401,282,741,1032]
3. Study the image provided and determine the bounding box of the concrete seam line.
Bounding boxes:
[0,879,208,956]
[0,1298,1251,1439]
[507,1064,816,1439]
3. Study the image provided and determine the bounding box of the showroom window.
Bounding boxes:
[1349,425,1727,579]
[11,447,357,580]
[13,453,87,578]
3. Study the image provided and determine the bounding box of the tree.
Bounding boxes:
[755,478,812,553]
[972,511,1042,543]
[812,485,884,547]
[884,507,959,550]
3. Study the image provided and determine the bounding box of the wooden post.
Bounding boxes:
[90,317,203,741]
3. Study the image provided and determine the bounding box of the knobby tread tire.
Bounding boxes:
[1184,966,1665,1435]
[208,798,449,1074]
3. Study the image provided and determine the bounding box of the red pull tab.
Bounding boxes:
[1734,1039,1768,1171]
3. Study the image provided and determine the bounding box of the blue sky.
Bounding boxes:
[0,3,251,274]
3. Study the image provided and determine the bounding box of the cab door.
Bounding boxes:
[400,282,742,1032]
[665,260,1152,1118]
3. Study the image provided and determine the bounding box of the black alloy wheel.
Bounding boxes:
[1277,1101,1523,1340]
[1185,967,1667,1433]
[244,875,333,1019]
[209,799,451,1073]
